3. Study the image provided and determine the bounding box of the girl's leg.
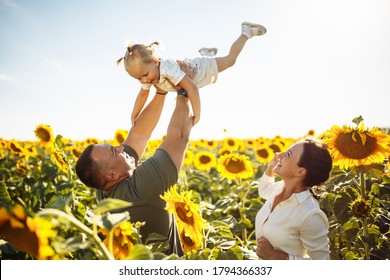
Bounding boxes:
[215,22,266,73]
[215,34,249,73]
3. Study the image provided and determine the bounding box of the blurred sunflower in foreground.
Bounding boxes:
[99,221,136,260]
[0,205,56,259]
[217,153,254,180]
[323,116,390,170]
[161,187,205,253]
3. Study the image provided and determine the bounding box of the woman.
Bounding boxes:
[255,138,332,260]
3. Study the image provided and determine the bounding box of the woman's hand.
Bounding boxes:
[256,236,288,260]
[264,153,279,177]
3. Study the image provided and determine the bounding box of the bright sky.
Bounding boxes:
[1,0,389,142]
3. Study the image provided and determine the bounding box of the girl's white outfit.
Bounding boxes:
[141,57,218,92]
[255,174,330,260]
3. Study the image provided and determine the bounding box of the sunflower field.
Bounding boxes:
[1,116,390,260]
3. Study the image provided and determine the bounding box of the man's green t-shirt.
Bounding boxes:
[96,145,183,256]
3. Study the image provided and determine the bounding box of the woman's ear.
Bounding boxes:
[295,167,307,178]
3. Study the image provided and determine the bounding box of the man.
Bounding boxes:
[76,92,193,256]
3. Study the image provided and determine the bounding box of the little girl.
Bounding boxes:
[117,22,266,126]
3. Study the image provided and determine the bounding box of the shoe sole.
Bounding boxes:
[242,21,267,36]
[198,48,218,56]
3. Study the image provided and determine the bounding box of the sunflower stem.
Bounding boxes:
[359,172,370,260]
[38,208,114,260]
[108,227,115,258]
[359,172,366,199]
[238,178,250,245]
[184,170,189,192]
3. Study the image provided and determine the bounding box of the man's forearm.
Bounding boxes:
[123,93,166,157]
[166,95,192,139]
[131,93,165,137]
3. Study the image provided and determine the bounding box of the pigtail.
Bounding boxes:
[116,43,134,66]
[116,57,124,66]
[149,41,160,48]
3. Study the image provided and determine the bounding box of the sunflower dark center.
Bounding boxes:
[227,140,235,146]
[335,132,376,159]
[10,143,22,153]
[199,155,211,164]
[175,202,194,225]
[225,158,245,174]
[37,128,51,142]
[269,144,281,153]
[181,232,195,246]
[116,134,125,143]
[256,148,269,158]
[351,199,370,217]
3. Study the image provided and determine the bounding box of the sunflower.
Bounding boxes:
[307,129,316,137]
[26,217,57,259]
[193,151,217,171]
[144,139,161,157]
[34,124,54,146]
[8,140,25,155]
[99,221,136,260]
[113,129,128,145]
[179,229,202,254]
[161,187,206,239]
[217,147,232,156]
[189,139,205,150]
[70,146,81,159]
[350,198,371,218]
[183,150,195,167]
[50,148,68,173]
[244,138,257,149]
[222,137,240,151]
[253,146,274,163]
[217,153,254,180]
[257,137,270,146]
[323,122,390,170]
[82,137,99,147]
[0,205,56,260]
[268,141,283,154]
[201,139,219,150]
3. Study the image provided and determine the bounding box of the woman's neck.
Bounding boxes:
[281,178,307,198]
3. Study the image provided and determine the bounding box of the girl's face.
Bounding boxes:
[274,142,304,179]
[127,57,160,85]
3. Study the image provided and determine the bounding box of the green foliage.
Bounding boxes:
[1,135,389,260]
[321,164,390,259]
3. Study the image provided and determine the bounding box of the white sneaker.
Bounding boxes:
[198,47,218,57]
[241,22,267,39]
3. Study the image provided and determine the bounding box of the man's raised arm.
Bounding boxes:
[159,95,193,172]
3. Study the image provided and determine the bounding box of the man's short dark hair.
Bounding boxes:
[75,144,105,189]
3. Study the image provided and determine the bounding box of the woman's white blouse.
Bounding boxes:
[255,174,330,260]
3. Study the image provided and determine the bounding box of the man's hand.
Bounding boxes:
[176,60,195,80]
